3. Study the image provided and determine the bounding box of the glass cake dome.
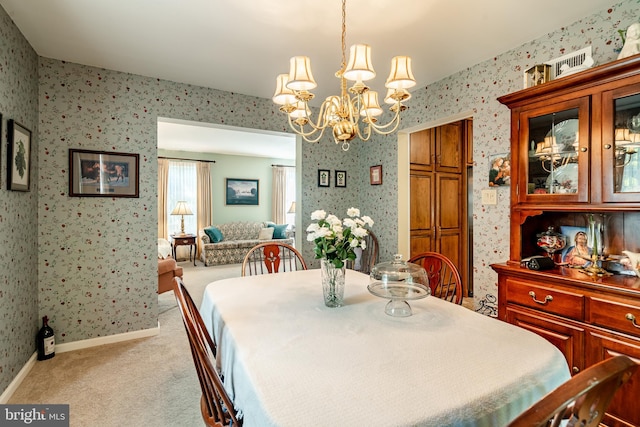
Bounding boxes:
[368,254,430,317]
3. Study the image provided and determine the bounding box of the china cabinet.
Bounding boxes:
[493,55,640,427]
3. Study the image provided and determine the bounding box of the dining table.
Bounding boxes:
[200,269,571,427]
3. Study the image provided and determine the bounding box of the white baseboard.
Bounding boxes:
[0,352,37,404]
[0,324,159,403]
[55,324,159,353]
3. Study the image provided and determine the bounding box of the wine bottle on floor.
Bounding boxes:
[37,316,55,360]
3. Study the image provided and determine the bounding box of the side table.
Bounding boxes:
[170,234,197,266]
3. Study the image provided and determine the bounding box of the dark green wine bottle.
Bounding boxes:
[37,316,55,360]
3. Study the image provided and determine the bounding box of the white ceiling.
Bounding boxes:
[0,0,616,157]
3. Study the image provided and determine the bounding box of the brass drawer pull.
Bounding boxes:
[625,313,640,329]
[528,291,553,305]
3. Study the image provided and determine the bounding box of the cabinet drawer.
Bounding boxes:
[588,296,640,338]
[174,238,193,245]
[505,278,585,320]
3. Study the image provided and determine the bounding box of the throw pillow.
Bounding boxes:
[204,226,224,243]
[268,223,288,239]
[158,238,172,259]
[258,227,275,240]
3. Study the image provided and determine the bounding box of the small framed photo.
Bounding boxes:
[335,170,346,188]
[318,169,330,187]
[7,120,32,192]
[488,153,511,187]
[370,165,382,185]
[226,178,259,205]
[69,149,139,197]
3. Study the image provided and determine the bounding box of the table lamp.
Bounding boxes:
[288,201,296,214]
[171,201,193,236]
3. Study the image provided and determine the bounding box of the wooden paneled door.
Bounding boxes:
[409,120,471,294]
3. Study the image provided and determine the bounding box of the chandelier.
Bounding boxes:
[272,0,416,151]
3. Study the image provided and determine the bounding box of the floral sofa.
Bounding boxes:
[199,221,294,266]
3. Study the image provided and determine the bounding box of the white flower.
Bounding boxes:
[311,210,326,220]
[352,226,368,238]
[343,218,356,228]
[326,214,341,226]
[361,216,374,227]
[306,207,373,268]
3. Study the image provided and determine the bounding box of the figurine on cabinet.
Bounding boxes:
[618,22,640,60]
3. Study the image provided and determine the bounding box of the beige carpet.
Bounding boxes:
[8,261,243,427]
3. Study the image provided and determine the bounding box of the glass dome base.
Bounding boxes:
[385,300,413,317]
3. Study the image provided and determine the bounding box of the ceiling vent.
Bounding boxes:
[546,46,594,79]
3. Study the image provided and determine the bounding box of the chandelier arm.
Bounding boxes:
[287,114,327,143]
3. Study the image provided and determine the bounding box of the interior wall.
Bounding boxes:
[158,149,295,225]
[0,6,39,397]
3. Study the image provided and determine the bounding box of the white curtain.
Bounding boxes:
[285,167,296,228]
[272,167,287,224]
[197,162,212,259]
[167,161,198,259]
[158,158,170,239]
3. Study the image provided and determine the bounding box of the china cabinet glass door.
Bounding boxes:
[518,97,590,204]
[602,83,640,202]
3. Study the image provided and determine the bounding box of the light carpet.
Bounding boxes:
[8,261,243,427]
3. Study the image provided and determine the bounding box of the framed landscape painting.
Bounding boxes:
[69,149,139,197]
[7,120,32,192]
[226,178,259,205]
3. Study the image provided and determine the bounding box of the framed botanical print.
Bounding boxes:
[7,120,32,192]
[69,149,139,197]
[370,165,382,185]
[335,170,346,188]
[318,169,330,187]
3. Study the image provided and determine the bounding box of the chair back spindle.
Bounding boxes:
[408,252,463,304]
[242,242,307,276]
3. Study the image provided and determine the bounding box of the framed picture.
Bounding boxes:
[318,169,330,187]
[488,153,511,187]
[69,149,139,197]
[7,120,32,192]
[370,165,382,185]
[335,170,346,188]
[226,178,259,205]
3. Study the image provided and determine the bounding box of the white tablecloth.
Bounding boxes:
[200,269,570,427]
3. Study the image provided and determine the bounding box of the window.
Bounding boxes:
[167,161,197,235]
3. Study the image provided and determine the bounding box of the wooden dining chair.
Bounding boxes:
[173,277,242,427]
[346,230,379,274]
[241,242,307,276]
[408,252,463,304]
[507,355,637,427]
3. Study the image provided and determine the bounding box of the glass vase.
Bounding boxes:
[321,259,345,308]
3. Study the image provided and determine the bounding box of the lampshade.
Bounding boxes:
[360,91,383,117]
[385,56,416,90]
[287,56,317,92]
[171,201,193,216]
[288,201,296,214]
[343,44,376,82]
[384,88,411,104]
[273,74,297,106]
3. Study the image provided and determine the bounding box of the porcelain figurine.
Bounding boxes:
[618,23,640,60]
[621,250,640,277]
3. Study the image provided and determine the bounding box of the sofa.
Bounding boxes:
[158,238,183,294]
[199,221,294,266]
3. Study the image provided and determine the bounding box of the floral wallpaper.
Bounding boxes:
[1,0,639,397]
[0,6,39,396]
